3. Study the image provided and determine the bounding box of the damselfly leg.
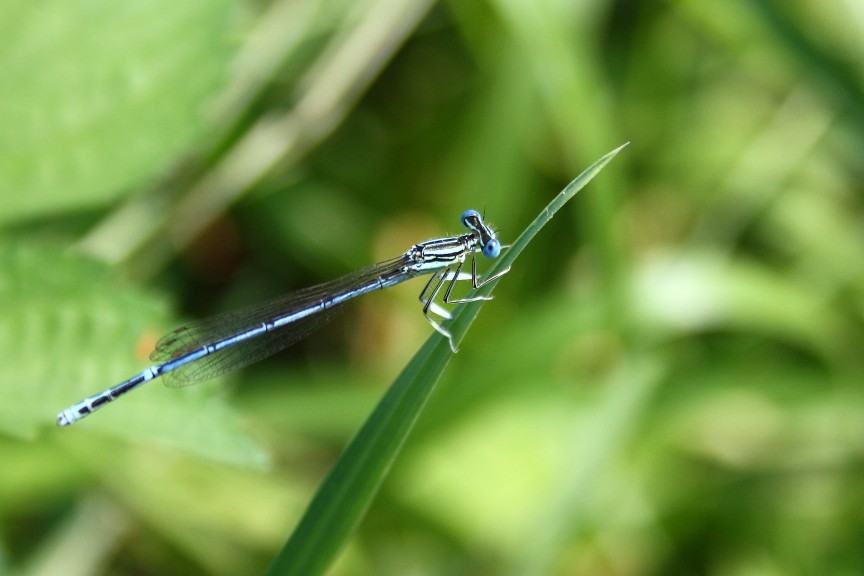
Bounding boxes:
[419,253,511,351]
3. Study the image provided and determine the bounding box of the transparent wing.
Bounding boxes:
[150,256,409,387]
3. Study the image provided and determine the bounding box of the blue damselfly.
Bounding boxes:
[57,210,509,426]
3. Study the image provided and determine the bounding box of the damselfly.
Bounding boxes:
[57,210,509,426]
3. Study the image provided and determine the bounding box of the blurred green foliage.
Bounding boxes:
[1,0,863,575]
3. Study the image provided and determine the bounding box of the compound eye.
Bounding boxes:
[482,239,501,259]
[461,209,481,229]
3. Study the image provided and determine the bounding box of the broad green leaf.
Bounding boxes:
[0,243,266,466]
[0,0,236,222]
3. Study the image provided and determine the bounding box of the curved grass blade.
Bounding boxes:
[266,142,629,576]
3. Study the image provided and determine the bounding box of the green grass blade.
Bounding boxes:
[266,142,629,576]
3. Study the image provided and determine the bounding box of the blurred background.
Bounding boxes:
[2,0,863,574]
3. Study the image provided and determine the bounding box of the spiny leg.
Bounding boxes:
[445,255,511,305]
[420,264,460,351]
[473,255,511,288]
[418,257,512,352]
[419,268,452,320]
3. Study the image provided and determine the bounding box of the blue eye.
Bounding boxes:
[461,209,481,228]
[482,239,501,259]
